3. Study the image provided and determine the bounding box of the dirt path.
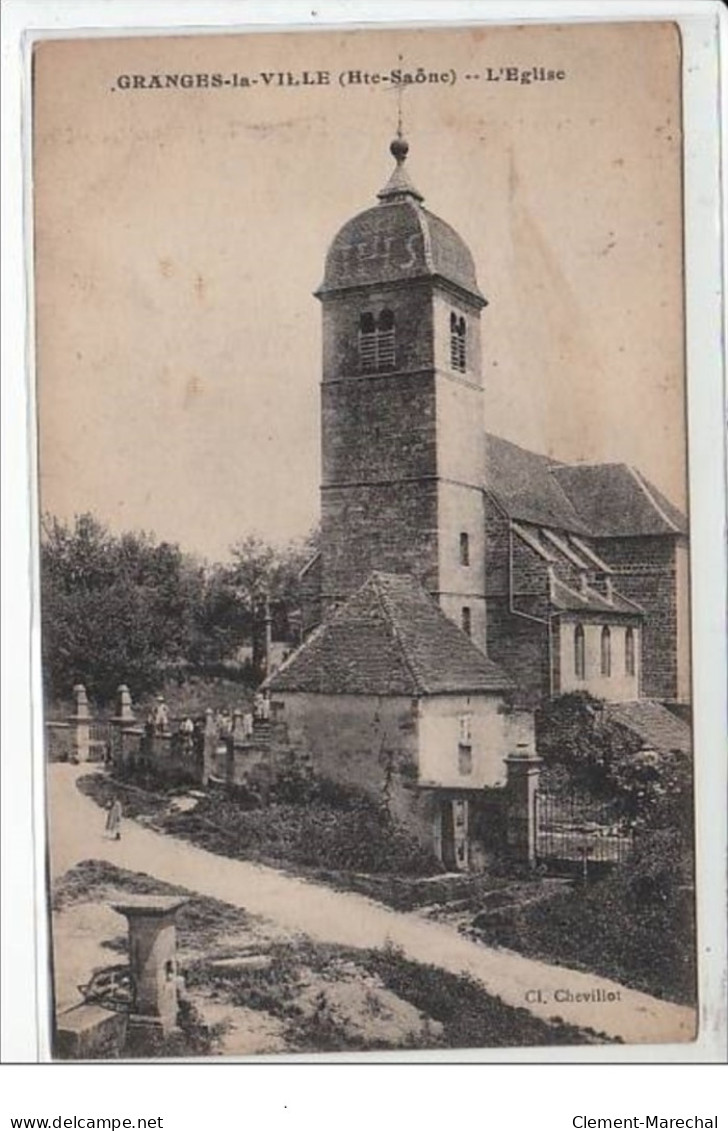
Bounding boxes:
[48,764,696,1045]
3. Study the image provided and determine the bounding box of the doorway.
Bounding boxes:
[439,799,469,871]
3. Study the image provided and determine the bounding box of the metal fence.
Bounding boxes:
[535,790,634,867]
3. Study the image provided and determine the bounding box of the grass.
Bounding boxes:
[53,860,604,1055]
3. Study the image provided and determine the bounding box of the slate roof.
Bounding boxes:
[550,463,687,537]
[267,572,513,697]
[484,435,590,535]
[484,433,687,538]
[604,700,692,755]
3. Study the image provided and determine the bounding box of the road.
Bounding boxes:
[48,763,697,1045]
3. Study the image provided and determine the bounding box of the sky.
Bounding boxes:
[33,20,686,562]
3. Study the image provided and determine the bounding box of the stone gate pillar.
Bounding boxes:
[505,744,542,867]
[112,896,188,1039]
[111,684,136,768]
[201,708,217,786]
[68,684,91,763]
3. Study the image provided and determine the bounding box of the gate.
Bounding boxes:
[89,721,113,762]
[535,790,634,867]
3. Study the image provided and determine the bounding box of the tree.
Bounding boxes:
[535,691,642,795]
[536,690,693,831]
[226,527,319,677]
[40,513,205,703]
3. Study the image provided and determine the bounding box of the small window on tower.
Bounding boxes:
[450,312,467,373]
[459,532,470,566]
[461,607,471,637]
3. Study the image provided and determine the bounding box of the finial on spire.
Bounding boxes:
[390,134,409,164]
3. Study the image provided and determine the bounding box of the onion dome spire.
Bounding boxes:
[377,132,424,204]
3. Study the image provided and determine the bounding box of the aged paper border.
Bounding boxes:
[2,0,726,1065]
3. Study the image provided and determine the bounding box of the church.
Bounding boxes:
[266,134,691,869]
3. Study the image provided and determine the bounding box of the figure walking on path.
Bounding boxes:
[104,797,123,841]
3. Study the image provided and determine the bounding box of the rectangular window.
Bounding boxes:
[461,607,471,637]
[459,531,470,566]
[458,744,473,775]
[458,713,473,744]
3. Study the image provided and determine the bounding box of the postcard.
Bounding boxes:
[24,15,722,1061]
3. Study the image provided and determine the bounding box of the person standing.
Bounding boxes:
[105,797,123,841]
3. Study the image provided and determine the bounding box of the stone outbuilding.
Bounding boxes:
[267,571,534,870]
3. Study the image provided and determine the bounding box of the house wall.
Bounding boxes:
[558,618,640,701]
[417,692,515,790]
[273,690,522,860]
[276,691,418,797]
[594,535,682,700]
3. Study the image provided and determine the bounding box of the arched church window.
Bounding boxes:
[574,625,585,680]
[461,607,471,638]
[359,309,396,373]
[601,626,612,677]
[459,532,470,567]
[625,627,636,677]
[450,312,467,373]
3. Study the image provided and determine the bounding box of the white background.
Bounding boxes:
[2,0,726,1116]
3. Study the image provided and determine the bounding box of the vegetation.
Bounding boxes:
[473,691,697,1005]
[471,829,696,1005]
[78,772,442,877]
[40,512,317,703]
[536,691,693,829]
[54,860,604,1054]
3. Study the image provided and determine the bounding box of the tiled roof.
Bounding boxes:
[550,578,643,617]
[484,434,687,539]
[484,435,591,535]
[550,463,687,537]
[267,572,513,696]
[604,700,692,755]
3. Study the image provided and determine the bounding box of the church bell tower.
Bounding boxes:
[316,135,489,651]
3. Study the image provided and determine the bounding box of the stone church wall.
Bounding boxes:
[594,535,681,700]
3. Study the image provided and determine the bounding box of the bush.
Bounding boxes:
[473,828,696,1004]
[167,785,441,876]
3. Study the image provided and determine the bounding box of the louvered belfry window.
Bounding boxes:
[359,309,396,373]
[450,312,467,372]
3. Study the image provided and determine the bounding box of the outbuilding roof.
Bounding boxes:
[267,572,513,697]
[604,700,692,755]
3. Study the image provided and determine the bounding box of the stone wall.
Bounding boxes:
[484,598,549,709]
[594,534,681,700]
